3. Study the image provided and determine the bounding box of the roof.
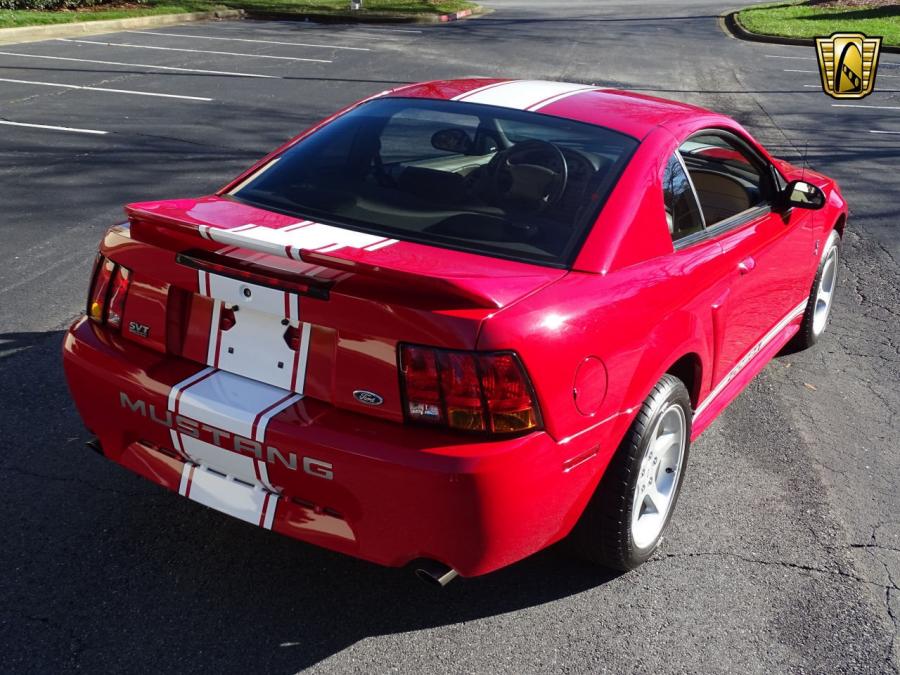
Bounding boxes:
[384,79,716,140]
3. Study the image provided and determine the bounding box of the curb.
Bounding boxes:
[723,10,900,54]
[438,7,478,22]
[0,8,243,45]
[243,5,488,25]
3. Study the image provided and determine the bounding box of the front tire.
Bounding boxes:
[794,229,841,350]
[570,374,691,571]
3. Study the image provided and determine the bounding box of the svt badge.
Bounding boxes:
[128,321,150,338]
[815,32,882,100]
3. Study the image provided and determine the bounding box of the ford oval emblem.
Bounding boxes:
[353,390,384,406]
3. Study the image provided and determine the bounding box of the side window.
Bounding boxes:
[678,133,769,226]
[662,154,705,242]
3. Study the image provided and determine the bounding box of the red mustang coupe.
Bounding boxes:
[63,79,846,585]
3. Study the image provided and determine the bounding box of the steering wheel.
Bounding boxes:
[489,139,569,211]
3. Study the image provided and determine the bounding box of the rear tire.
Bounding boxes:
[794,229,841,350]
[570,374,691,571]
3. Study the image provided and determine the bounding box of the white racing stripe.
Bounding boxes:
[179,434,259,481]
[172,370,293,440]
[254,393,302,441]
[453,80,600,111]
[178,464,279,530]
[168,365,216,412]
[127,30,371,51]
[0,76,212,101]
[200,221,397,260]
[364,239,397,252]
[158,219,379,529]
[450,80,509,101]
[0,50,279,79]
[57,39,333,63]
[0,119,107,135]
[167,366,304,530]
[528,86,600,111]
[206,298,222,365]
[256,461,276,493]
[197,270,311,392]
[695,299,808,417]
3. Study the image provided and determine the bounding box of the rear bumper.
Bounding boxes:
[62,318,603,577]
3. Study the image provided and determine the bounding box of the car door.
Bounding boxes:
[675,131,812,385]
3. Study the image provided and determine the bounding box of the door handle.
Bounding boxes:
[738,256,756,275]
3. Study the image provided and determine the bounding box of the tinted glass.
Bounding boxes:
[230,97,638,267]
[679,134,768,226]
[662,154,704,242]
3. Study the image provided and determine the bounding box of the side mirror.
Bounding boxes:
[431,128,473,155]
[780,179,826,210]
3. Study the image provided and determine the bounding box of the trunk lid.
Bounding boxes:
[121,196,565,422]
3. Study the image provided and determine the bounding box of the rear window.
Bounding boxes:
[230,97,638,267]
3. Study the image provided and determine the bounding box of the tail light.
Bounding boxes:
[399,344,542,434]
[106,265,130,328]
[88,255,131,328]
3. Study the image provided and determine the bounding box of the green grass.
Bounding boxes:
[0,0,478,29]
[738,1,900,47]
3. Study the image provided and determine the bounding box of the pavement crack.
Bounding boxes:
[851,543,900,555]
[656,551,899,591]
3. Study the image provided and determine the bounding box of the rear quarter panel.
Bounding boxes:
[475,118,835,540]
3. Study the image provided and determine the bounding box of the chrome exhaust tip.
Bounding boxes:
[85,437,104,456]
[414,560,459,587]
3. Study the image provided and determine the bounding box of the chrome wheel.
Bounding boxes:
[813,245,838,336]
[630,403,686,550]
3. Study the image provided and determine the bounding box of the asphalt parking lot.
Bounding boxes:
[1,1,899,672]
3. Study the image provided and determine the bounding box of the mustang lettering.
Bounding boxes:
[119,392,332,477]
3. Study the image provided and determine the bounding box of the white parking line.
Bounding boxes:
[833,103,900,111]
[197,23,417,40]
[348,30,422,39]
[0,119,107,135]
[57,39,333,63]
[804,84,899,92]
[359,27,422,33]
[870,130,900,135]
[0,76,212,101]
[125,30,371,51]
[785,68,900,79]
[0,51,280,79]
[765,54,812,61]
[768,53,900,68]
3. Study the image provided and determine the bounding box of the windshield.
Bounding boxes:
[230,97,638,267]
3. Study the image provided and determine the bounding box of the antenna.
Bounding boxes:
[801,138,808,181]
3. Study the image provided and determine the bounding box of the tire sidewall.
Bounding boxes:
[801,229,842,346]
[624,377,692,564]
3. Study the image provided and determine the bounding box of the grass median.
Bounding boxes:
[737,0,900,48]
[0,0,478,29]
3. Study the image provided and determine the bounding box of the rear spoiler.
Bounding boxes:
[126,207,510,309]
